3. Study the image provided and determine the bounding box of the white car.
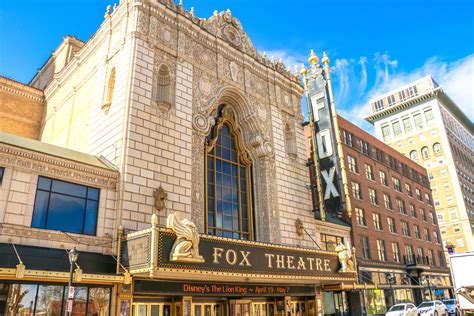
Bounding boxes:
[386,303,419,316]
[418,300,448,315]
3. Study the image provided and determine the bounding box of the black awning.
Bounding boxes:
[0,243,116,275]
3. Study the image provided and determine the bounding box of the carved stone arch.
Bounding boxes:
[203,85,273,161]
[190,85,281,244]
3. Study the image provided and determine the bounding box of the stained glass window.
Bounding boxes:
[206,118,253,240]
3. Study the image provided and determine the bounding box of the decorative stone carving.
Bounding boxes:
[153,186,167,211]
[166,213,204,263]
[192,113,215,136]
[335,243,356,273]
[229,61,240,82]
[295,218,304,237]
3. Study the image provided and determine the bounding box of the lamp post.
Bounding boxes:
[386,273,395,307]
[66,248,79,316]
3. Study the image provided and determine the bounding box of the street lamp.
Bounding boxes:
[66,248,79,316]
[386,273,395,307]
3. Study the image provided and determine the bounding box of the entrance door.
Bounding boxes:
[251,302,276,316]
[288,301,306,316]
[133,303,173,316]
[230,300,250,316]
[192,303,228,316]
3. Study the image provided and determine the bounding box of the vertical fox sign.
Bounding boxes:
[302,52,344,220]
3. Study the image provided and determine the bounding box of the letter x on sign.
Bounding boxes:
[321,167,340,200]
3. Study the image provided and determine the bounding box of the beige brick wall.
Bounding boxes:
[0,146,118,254]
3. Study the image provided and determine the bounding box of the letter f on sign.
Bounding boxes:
[321,167,340,200]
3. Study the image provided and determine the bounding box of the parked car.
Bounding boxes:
[442,299,460,315]
[386,303,419,316]
[418,300,448,315]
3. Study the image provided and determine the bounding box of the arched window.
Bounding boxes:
[156,64,171,105]
[421,146,430,160]
[102,67,115,114]
[410,150,418,162]
[433,142,442,155]
[205,108,253,240]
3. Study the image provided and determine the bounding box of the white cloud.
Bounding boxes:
[333,53,474,133]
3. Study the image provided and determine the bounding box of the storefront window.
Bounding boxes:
[36,285,64,316]
[87,288,110,316]
[365,289,387,315]
[0,284,110,316]
[5,284,38,316]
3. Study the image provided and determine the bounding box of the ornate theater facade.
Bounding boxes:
[0,0,357,315]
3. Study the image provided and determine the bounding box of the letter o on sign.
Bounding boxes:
[226,249,237,265]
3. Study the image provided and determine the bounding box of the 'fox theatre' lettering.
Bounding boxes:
[211,247,331,272]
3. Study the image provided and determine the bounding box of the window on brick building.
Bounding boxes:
[438,251,445,267]
[405,245,414,262]
[392,242,401,263]
[356,207,367,226]
[205,111,253,240]
[410,204,417,218]
[361,236,371,259]
[405,183,413,197]
[384,194,392,210]
[352,182,362,200]
[377,240,387,261]
[401,221,411,237]
[373,213,382,230]
[417,247,424,260]
[416,188,423,201]
[397,199,407,214]
[388,217,396,234]
[414,225,421,239]
[421,208,427,221]
[424,228,431,242]
[0,167,4,185]
[379,171,388,186]
[425,193,433,205]
[393,177,402,192]
[365,164,374,180]
[105,67,116,106]
[155,64,172,106]
[430,212,436,224]
[369,188,378,205]
[434,231,440,244]
[428,249,435,266]
[31,177,100,235]
[348,155,358,173]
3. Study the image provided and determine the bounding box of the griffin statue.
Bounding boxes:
[166,213,205,263]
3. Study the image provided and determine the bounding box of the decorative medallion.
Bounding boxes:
[166,213,205,263]
[163,30,171,42]
[198,74,212,96]
[223,25,242,47]
[192,113,215,135]
[153,185,167,212]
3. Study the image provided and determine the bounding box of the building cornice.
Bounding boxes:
[0,144,118,188]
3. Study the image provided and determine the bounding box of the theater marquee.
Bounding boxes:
[120,215,356,284]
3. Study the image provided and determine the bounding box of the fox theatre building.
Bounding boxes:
[118,213,357,316]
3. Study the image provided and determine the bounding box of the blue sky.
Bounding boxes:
[1,0,473,129]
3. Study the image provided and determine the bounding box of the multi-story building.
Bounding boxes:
[304,116,452,314]
[0,1,356,315]
[366,76,474,254]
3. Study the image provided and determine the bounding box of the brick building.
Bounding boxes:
[305,116,452,314]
